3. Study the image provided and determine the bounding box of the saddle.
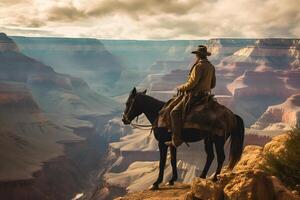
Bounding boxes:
[183,93,215,116]
[156,94,236,137]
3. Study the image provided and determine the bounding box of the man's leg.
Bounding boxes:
[169,102,183,147]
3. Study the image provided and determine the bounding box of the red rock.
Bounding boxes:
[251,94,300,130]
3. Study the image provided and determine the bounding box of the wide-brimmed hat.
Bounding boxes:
[191,45,211,56]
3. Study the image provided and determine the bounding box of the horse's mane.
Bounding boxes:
[141,93,165,109]
[135,93,165,112]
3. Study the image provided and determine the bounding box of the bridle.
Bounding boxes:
[124,113,153,136]
[123,95,153,131]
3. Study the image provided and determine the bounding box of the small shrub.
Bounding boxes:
[264,125,300,192]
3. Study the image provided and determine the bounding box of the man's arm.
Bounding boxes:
[177,64,203,92]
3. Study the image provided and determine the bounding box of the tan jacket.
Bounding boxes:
[178,58,216,96]
[156,58,216,129]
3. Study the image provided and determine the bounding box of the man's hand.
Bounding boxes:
[176,85,184,92]
[176,86,185,96]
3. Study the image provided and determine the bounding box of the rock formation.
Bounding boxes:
[218,38,300,77]
[207,38,256,64]
[184,133,300,200]
[226,69,300,126]
[0,82,82,181]
[0,33,19,52]
[251,94,300,130]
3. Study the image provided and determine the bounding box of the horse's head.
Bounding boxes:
[122,87,147,125]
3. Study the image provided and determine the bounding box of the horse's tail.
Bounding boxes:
[228,114,245,170]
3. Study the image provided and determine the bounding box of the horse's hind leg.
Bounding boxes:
[213,136,225,181]
[167,145,178,186]
[150,142,168,190]
[200,138,214,178]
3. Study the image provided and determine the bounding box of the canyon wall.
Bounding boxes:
[0,33,121,199]
[12,36,123,96]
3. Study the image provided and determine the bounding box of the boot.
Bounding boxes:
[170,111,183,147]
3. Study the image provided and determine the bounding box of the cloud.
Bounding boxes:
[11,15,46,28]
[42,0,202,22]
[46,5,87,22]
[0,0,299,39]
[0,0,29,5]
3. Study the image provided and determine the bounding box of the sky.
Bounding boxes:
[0,0,299,39]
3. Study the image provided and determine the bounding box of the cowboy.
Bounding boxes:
[168,45,216,147]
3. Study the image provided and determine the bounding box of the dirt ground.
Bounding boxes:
[114,183,191,200]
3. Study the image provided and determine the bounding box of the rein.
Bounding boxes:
[130,123,152,129]
[130,116,153,134]
[130,122,153,135]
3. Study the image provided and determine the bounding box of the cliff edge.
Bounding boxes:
[115,132,300,200]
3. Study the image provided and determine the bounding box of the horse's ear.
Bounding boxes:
[131,87,137,96]
[142,89,147,94]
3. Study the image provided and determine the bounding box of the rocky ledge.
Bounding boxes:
[115,133,300,200]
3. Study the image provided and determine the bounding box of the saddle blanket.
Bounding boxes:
[155,96,236,137]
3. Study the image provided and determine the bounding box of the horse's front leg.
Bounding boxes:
[166,145,178,186]
[200,138,214,178]
[150,141,168,190]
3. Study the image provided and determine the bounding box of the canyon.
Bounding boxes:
[1,33,299,199]
[0,33,121,199]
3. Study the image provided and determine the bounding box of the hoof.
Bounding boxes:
[199,175,206,179]
[212,176,218,182]
[166,181,175,186]
[149,184,159,190]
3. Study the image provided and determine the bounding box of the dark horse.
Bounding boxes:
[122,87,244,190]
